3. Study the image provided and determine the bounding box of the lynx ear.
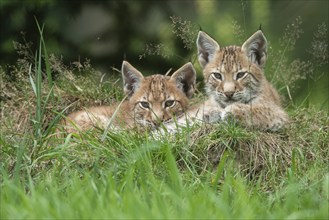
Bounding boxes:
[121,61,144,96]
[241,30,267,67]
[197,31,220,69]
[170,62,196,98]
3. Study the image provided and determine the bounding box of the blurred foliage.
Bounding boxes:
[0,0,328,109]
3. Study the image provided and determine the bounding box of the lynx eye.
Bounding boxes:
[236,72,247,80]
[139,101,150,109]
[212,72,222,80]
[165,100,175,108]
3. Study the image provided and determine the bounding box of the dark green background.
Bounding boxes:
[1,0,328,109]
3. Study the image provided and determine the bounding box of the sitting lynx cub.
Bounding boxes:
[195,30,288,131]
[63,61,196,133]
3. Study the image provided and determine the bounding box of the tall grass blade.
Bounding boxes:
[34,38,43,140]
[28,64,36,95]
[35,18,54,104]
[212,151,229,189]
[44,102,76,138]
[101,95,128,141]
[165,145,182,193]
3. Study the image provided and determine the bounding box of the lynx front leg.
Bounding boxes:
[222,103,288,131]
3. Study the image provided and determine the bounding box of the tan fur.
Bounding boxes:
[194,30,289,131]
[63,61,196,133]
[153,31,289,133]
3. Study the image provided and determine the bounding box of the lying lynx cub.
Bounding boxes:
[196,30,288,131]
[63,61,196,133]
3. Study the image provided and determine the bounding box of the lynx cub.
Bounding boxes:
[195,30,288,131]
[63,61,196,133]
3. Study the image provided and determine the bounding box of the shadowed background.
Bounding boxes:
[0,0,328,109]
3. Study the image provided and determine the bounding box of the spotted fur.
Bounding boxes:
[63,61,196,132]
[196,30,288,131]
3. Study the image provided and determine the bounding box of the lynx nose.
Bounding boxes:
[152,112,164,126]
[224,91,234,99]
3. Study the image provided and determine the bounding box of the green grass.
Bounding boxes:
[1,95,328,219]
[1,27,329,219]
[1,128,328,219]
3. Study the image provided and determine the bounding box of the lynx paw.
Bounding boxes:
[221,105,243,124]
[203,110,223,123]
[220,110,235,124]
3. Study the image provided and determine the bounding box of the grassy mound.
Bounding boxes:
[1,40,328,219]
